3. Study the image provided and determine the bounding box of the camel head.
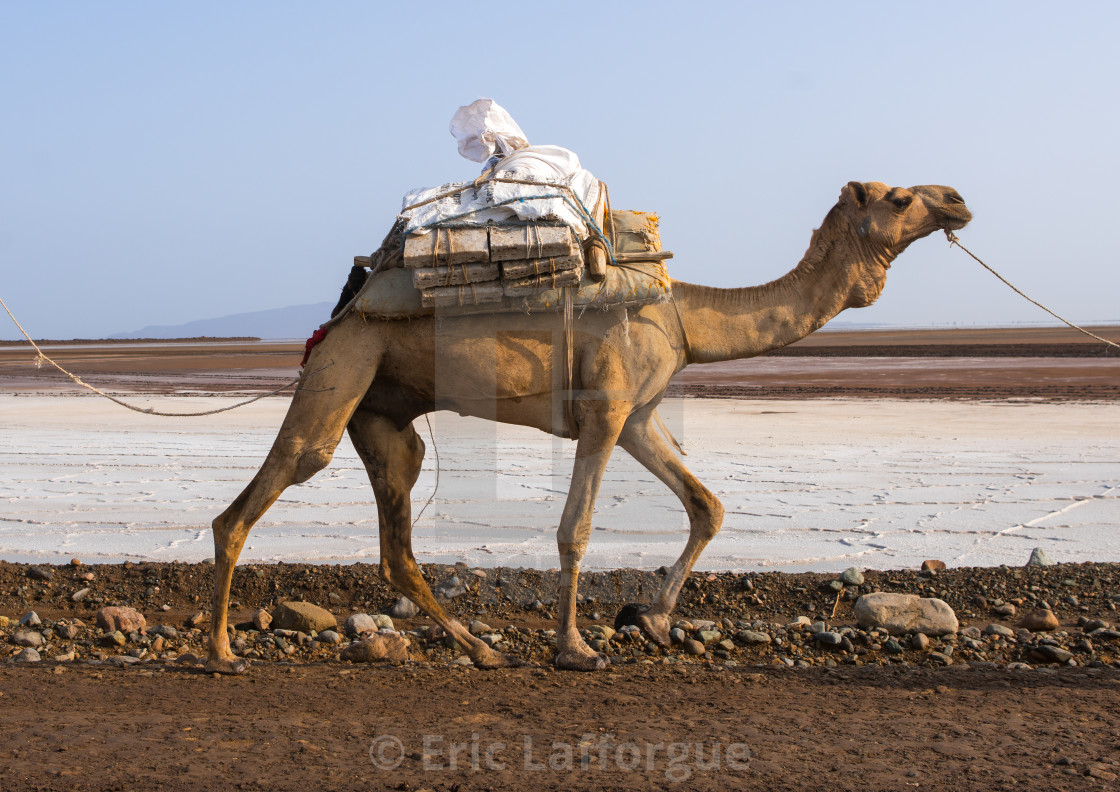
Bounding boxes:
[835,180,972,307]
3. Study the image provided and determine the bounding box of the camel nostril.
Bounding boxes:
[946,192,965,205]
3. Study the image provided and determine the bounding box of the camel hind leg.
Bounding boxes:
[346,408,516,667]
[205,323,382,674]
[615,406,724,647]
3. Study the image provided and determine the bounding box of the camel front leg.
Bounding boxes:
[347,409,516,668]
[615,407,724,647]
[206,324,382,674]
[554,406,626,671]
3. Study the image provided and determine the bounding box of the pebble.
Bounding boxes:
[468,620,492,636]
[669,628,686,645]
[13,648,41,663]
[697,630,722,645]
[884,639,904,654]
[1030,645,1073,664]
[840,567,865,586]
[12,630,43,648]
[993,603,1017,617]
[786,616,811,629]
[921,559,947,571]
[99,631,126,647]
[389,597,419,619]
[736,630,772,645]
[70,558,82,566]
[589,625,615,641]
[683,638,706,656]
[1026,547,1054,567]
[911,633,930,651]
[18,611,41,627]
[340,633,412,663]
[1019,609,1059,632]
[827,580,844,593]
[176,653,201,665]
[27,566,54,581]
[96,606,147,634]
[271,602,336,633]
[252,609,272,631]
[985,623,1016,638]
[927,652,953,665]
[809,621,829,634]
[814,631,843,646]
[149,624,178,639]
[317,630,342,645]
[854,593,958,636]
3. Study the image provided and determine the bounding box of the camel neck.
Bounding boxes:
[672,217,891,364]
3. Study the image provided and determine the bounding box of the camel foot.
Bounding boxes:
[555,650,610,672]
[615,603,671,647]
[204,656,249,675]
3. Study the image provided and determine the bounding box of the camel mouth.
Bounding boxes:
[914,187,972,231]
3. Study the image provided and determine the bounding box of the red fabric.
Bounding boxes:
[301,327,329,367]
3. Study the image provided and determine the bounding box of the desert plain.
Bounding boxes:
[1,326,1119,791]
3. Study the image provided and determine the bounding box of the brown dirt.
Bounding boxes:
[3,560,1120,791]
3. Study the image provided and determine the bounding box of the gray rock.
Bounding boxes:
[27,566,54,581]
[840,567,865,586]
[345,613,378,636]
[12,648,41,663]
[56,622,79,640]
[372,614,395,631]
[251,608,272,631]
[272,601,336,633]
[100,631,126,647]
[389,597,419,619]
[736,630,772,645]
[809,621,829,634]
[960,626,983,639]
[669,627,686,645]
[985,623,1016,638]
[96,606,147,634]
[109,655,140,666]
[854,593,958,636]
[911,633,930,651]
[175,652,201,665]
[12,630,43,648]
[690,620,717,631]
[928,651,953,665]
[827,580,844,593]
[814,631,843,646]
[148,624,178,639]
[1026,547,1054,567]
[1019,609,1059,632]
[480,634,503,648]
[17,611,41,627]
[697,630,722,645]
[993,603,1017,617]
[71,588,90,602]
[468,620,491,636]
[317,630,342,645]
[884,639,904,654]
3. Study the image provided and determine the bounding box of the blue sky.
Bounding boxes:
[2,2,1118,339]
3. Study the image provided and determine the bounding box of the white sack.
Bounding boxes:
[449,99,529,163]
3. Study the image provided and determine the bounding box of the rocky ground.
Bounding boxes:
[4,558,1120,790]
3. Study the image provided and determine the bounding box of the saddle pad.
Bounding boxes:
[353,259,671,319]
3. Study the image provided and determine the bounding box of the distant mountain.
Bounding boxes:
[111,302,334,340]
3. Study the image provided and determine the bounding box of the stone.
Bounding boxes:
[1026,547,1054,567]
[683,638,706,656]
[928,651,953,665]
[13,648,41,663]
[148,624,178,639]
[188,611,207,627]
[100,631,126,647]
[56,622,79,640]
[736,630,772,645]
[589,625,615,641]
[854,593,958,636]
[786,616,811,629]
[251,609,272,631]
[815,631,843,646]
[317,630,342,645]
[921,560,947,572]
[70,558,82,566]
[345,613,378,636]
[272,602,336,633]
[884,639,904,654]
[27,566,54,581]
[1019,609,1059,632]
[12,630,43,648]
[827,580,844,593]
[17,611,41,627]
[669,628,686,645]
[151,636,165,653]
[96,606,147,634]
[697,630,722,645]
[372,614,395,631]
[985,624,1016,638]
[340,634,412,663]
[911,633,930,650]
[389,596,419,619]
[993,603,1017,617]
[840,567,865,586]
[1030,645,1073,664]
[175,652,201,665]
[468,620,492,636]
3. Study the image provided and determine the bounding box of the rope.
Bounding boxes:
[945,231,1120,351]
[0,294,305,416]
[412,413,440,527]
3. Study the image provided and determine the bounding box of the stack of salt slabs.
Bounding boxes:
[404,223,582,308]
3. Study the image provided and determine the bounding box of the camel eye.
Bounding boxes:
[892,195,912,210]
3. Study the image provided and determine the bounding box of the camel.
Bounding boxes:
[204,180,971,673]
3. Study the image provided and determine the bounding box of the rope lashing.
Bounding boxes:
[945,230,1119,351]
[0,294,308,416]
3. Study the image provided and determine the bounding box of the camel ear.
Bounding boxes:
[846,181,868,208]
